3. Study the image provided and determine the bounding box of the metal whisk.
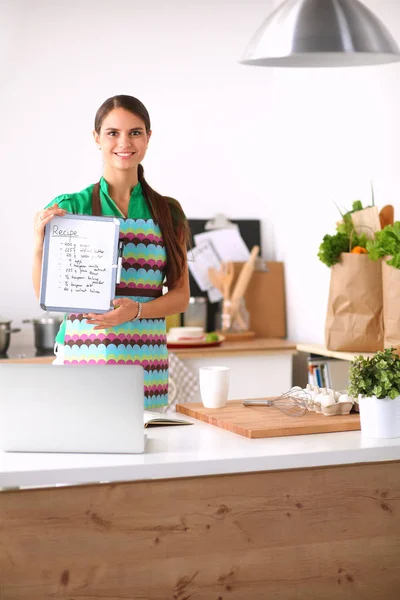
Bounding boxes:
[243,388,310,417]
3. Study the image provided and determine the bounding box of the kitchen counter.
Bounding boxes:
[1,413,399,489]
[1,338,297,399]
[1,411,399,598]
[2,337,296,362]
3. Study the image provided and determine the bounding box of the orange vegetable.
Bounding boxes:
[351,246,368,254]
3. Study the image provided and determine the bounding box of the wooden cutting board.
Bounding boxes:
[176,400,361,439]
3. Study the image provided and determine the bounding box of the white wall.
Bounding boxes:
[268,0,400,344]
[1,0,400,351]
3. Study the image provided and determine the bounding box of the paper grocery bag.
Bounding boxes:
[325,254,383,352]
[382,259,400,350]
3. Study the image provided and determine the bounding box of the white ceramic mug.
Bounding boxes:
[199,366,230,409]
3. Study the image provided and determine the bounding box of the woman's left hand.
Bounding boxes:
[83,298,139,330]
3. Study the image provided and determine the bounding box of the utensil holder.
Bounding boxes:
[221,298,250,332]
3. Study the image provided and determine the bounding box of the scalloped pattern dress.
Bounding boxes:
[47,178,168,409]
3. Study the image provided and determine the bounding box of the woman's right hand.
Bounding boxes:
[33,204,66,250]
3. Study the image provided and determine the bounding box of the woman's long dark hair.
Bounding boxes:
[94,95,190,289]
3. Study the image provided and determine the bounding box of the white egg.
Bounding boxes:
[326,388,339,402]
[321,393,336,408]
[307,384,320,395]
[314,393,325,406]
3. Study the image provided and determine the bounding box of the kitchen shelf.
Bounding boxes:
[297,343,375,362]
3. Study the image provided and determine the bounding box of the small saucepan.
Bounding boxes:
[0,320,21,356]
[23,315,64,353]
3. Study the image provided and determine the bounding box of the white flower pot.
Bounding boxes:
[359,395,400,439]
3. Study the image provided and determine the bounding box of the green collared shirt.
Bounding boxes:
[45,177,152,219]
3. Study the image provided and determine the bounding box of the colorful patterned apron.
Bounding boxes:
[63,183,168,409]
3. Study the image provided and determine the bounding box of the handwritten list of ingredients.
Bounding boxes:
[43,219,118,312]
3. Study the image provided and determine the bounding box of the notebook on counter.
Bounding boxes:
[144,411,192,427]
[0,364,146,454]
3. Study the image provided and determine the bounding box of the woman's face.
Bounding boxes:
[94,107,151,172]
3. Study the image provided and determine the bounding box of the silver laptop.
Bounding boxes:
[0,364,145,454]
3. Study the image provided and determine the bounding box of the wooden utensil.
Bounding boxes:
[379,205,394,229]
[221,261,234,300]
[209,262,247,331]
[229,246,260,317]
[207,267,224,294]
[222,247,259,333]
[208,262,235,299]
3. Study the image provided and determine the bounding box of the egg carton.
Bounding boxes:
[302,384,358,417]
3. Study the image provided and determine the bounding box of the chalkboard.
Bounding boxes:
[40,214,121,314]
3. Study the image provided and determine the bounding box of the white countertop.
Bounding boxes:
[1,415,400,489]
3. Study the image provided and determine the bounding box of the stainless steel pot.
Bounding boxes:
[0,320,21,356]
[23,315,64,353]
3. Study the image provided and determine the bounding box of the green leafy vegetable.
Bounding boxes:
[318,233,350,267]
[318,199,370,267]
[367,222,400,269]
[318,231,367,267]
[349,347,400,399]
[205,332,219,342]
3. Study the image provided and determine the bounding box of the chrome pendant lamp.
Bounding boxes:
[241,0,400,68]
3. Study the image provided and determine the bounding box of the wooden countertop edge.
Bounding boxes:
[1,338,297,363]
[0,356,54,364]
[173,338,296,356]
[297,343,374,361]
[171,348,296,358]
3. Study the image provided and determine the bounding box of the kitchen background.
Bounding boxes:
[1,0,400,349]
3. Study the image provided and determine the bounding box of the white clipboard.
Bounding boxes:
[40,214,121,314]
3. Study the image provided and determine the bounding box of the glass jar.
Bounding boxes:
[221,298,250,332]
[183,297,207,329]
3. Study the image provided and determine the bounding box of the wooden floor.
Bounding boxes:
[0,461,399,599]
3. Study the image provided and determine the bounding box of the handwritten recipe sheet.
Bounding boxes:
[40,215,120,313]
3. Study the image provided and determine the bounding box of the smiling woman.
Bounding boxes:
[32,95,191,409]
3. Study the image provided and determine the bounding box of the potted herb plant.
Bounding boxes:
[349,347,400,439]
